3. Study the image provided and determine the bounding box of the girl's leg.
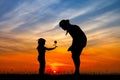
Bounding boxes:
[39,60,45,75]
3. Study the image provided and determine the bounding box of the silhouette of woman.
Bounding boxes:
[37,38,57,75]
[59,20,87,74]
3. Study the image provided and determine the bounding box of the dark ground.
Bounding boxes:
[0,74,120,80]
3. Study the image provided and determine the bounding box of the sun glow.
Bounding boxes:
[53,70,57,74]
[46,62,66,74]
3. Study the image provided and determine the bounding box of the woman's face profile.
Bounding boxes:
[59,20,70,31]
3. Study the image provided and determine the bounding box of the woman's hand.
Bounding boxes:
[68,46,72,51]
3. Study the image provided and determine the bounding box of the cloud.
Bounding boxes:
[0,0,60,33]
[0,0,118,36]
[0,0,120,53]
[0,31,35,53]
[0,0,120,74]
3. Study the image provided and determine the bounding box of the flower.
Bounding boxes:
[54,41,57,44]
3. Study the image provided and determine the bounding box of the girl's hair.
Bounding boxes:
[38,38,46,45]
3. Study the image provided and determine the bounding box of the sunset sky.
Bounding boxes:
[0,0,120,74]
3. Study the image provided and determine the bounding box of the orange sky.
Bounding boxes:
[0,26,120,74]
[0,42,120,74]
[0,0,120,74]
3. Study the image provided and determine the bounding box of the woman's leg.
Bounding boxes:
[71,49,82,74]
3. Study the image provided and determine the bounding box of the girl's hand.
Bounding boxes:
[53,40,57,46]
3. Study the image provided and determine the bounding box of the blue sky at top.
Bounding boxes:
[0,0,120,52]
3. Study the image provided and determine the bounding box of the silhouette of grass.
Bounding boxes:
[0,74,120,80]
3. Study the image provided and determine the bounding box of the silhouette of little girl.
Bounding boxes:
[37,38,57,75]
